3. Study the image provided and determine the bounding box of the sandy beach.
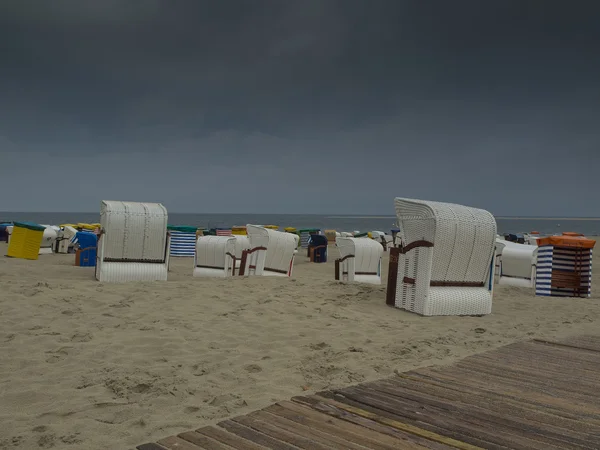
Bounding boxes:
[1,241,599,450]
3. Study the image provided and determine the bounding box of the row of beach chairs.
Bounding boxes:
[81,198,597,316]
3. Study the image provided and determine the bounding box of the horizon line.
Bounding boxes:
[1,211,600,220]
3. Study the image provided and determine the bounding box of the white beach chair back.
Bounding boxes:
[335,237,383,284]
[193,235,236,277]
[96,200,170,283]
[495,239,538,288]
[38,226,58,254]
[243,225,296,277]
[232,235,251,269]
[392,198,497,316]
[56,225,78,254]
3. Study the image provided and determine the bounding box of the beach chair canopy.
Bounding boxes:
[193,235,236,277]
[100,200,168,262]
[335,237,383,284]
[245,224,298,276]
[392,197,497,316]
[97,200,170,282]
[495,239,538,288]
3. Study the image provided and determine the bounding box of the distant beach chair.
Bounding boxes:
[387,198,497,316]
[335,237,383,285]
[95,200,171,283]
[239,224,298,277]
[308,234,328,263]
[168,226,198,257]
[495,239,538,288]
[55,225,78,254]
[232,235,251,273]
[193,235,236,277]
[38,226,58,255]
[535,234,596,298]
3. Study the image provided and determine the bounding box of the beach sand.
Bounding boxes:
[1,241,599,450]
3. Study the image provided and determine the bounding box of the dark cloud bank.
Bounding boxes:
[1,0,599,215]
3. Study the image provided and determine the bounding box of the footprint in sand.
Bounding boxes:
[244,364,262,374]
[71,332,93,342]
[309,342,330,350]
[45,347,71,363]
[37,433,55,448]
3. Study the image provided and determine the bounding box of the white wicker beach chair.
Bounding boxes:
[38,226,58,255]
[495,239,538,288]
[240,225,298,277]
[390,198,497,316]
[335,237,383,285]
[193,235,236,277]
[231,235,250,270]
[96,200,170,283]
[56,225,77,254]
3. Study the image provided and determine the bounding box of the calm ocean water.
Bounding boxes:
[1,212,600,236]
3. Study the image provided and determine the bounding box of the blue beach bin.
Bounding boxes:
[308,234,328,263]
[75,231,97,267]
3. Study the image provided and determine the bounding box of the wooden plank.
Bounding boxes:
[418,367,600,425]
[454,356,600,399]
[157,436,205,449]
[535,336,600,353]
[461,351,600,390]
[445,361,600,415]
[498,341,600,365]
[331,384,554,450]
[270,400,407,450]
[406,368,600,432]
[233,414,332,450]
[251,410,376,450]
[137,444,168,450]
[469,347,600,380]
[415,361,600,414]
[293,395,485,450]
[378,376,599,448]
[370,378,596,449]
[309,391,498,450]
[195,426,266,450]
[260,405,449,450]
[218,419,298,450]
[178,431,234,450]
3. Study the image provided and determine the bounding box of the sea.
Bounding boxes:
[1,212,600,236]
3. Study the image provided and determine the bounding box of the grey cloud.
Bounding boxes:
[0,0,599,215]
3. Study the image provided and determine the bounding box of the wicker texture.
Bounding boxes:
[232,235,251,269]
[193,235,236,277]
[100,201,168,262]
[393,198,497,316]
[96,200,170,283]
[495,239,538,288]
[244,225,297,277]
[335,237,383,285]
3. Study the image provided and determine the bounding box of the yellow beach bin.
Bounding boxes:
[7,222,45,260]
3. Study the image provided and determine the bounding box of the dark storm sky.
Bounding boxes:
[1,0,599,215]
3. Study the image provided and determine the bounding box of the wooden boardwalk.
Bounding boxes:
[137,335,600,449]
